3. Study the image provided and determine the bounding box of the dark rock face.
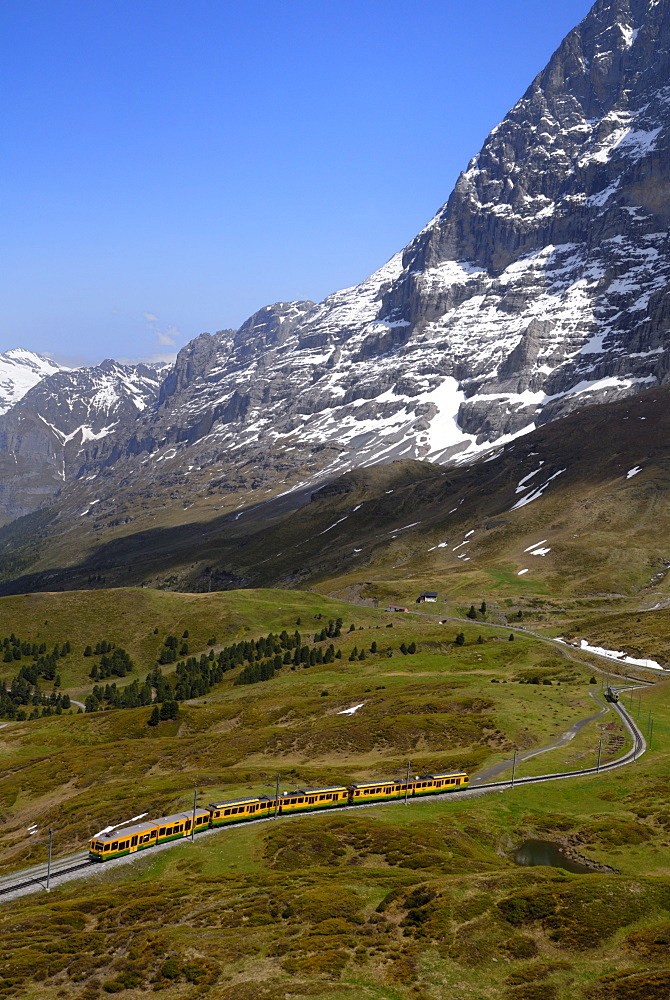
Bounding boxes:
[0,361,162,523]
[2,0,670,527]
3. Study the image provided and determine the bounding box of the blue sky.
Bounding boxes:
[1,0,593,364]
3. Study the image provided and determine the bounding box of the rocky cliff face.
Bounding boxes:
[2,0,670,529]
[79,0,669,493]
[0,361,163,523]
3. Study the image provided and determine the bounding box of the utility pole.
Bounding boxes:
[191,788,197,842]
[274,773,281,818]
[46,829,53,893]
[596,738,602,773]
[511,750,517,789]
[404,760,411,806]
[649,717,653,751]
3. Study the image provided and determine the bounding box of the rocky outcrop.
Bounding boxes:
[0,361,162,523]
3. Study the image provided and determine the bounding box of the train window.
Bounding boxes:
[224,809,231,816]
[185,820,191,829]
[150,830,157,837]
[165,827,173,836]
[112,841,118,850]
[159,827,166,835]
[355,791,360,796]
[298,798,304,804]
[325,794,331,800]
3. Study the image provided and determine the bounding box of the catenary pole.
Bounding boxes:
[191,788,197,842]
[46,829,53,893]
[404,760,411,806]
[274,774,281,818]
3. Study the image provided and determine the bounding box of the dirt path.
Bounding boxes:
[470,691,609,785]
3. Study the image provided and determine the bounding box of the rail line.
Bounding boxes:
[0,860,95,898]
[0,696,647,901]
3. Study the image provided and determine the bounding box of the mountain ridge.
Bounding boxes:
[0,0,668,585]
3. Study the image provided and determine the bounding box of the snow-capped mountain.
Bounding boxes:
[0,360,163,523]
[1,0,670,533]
[0,349,68,416]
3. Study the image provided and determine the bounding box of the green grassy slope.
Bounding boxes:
[1,677,668,1000]
[0,588,384,689]
[0,613,613,874]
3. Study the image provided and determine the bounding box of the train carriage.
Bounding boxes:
[348,779,405,803]
[275,786,347,815]
[413,772,469,796]
[154,809,210,845]
[208,797,270,826]
[89,819,159,862]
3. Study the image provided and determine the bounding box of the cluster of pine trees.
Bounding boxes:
[143,625,351,721]
[2,635,71,663]
[0,680,71,721]
[83,640,114,656]
[157,632,192,664]
[86,677,152,712]
[88,647,134,680]
[0,634,74,720]
[313,618,343,641]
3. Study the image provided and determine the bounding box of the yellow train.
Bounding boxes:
[88,771,468,861]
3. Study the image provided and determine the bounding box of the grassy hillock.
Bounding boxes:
[0,588,385,690]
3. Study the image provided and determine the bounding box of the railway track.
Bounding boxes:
[0,696,646,901]
[0,859,95,898]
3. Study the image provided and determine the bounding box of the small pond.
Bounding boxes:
[514,839,594,874]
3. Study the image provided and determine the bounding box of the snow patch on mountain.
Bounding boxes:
[0,349,68,415]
